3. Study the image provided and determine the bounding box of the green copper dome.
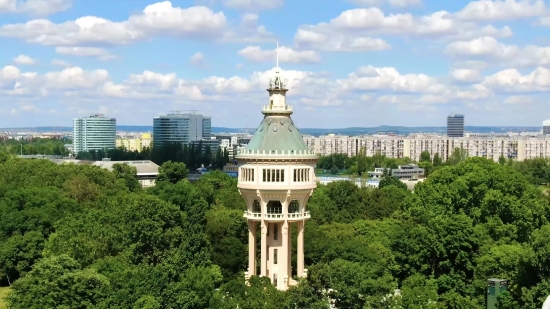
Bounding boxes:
[246,115,310,152]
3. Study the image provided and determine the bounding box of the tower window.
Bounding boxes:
[273,223,278,240]
[253,200,261,213]
[267,201,282,214]
[274,249,278,264]
[289,200,299,213]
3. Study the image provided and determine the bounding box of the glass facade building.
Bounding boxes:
[447,114,465,137]
[73,114,116,154]
[153,111,212,148]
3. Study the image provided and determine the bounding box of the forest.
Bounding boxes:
[0,149,550,308]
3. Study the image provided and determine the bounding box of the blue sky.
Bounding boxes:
[1,0,550,128]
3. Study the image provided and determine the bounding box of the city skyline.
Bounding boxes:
[1,0,550,128]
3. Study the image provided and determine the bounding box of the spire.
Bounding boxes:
[269,42,286,90]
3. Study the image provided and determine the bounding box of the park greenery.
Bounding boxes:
[0,138,230,170]
[1,148,550,308]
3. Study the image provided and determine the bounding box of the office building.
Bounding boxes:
[237,59,317,291]
[152,111,211,148]
[447,114,465,137]
[543,120,550,135]
[73,114,116,154]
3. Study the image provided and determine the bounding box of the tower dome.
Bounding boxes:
[236,43,318,291]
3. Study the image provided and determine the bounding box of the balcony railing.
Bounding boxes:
[262,105,293,112]
[243,211,311,220]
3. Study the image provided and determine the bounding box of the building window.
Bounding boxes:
[262,169,285,182]
[274,249,278,264]
[289,200,299,213]
[253,200,261,213]
[273,223,278,240]
[267,201,282,214]
[293,168,310,182]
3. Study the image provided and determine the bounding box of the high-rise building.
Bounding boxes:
[543,120,550,135]
[152,111,211,148]
[73,114,116,154]
[447,113,465,137]
[236,52,318,291]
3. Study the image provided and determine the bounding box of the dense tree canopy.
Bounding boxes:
[1,151,550,308]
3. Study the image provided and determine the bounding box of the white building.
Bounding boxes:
[73,114,116,154]
[236,56,317,291]
[305,134,550,162]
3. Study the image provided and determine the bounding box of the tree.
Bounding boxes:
[157,161,189,184]
[433,153,443,166]
[420,150,431,163]
[498,154,507,165]
[379,174,407,190]
[5,255,110,309]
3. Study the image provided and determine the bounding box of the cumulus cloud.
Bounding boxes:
[455,0,546,21]
[346,0,422,8]
[238,46,321,63]
[190,52,206,67]
[55,47,115,60]
[0,1,272,47]
[218,0,283,10]
[51,59,71,67]
[13,54,36,65]
[293,7,513,53]
[0,0,72,16]
[446,36,550,68]
[450,68,483,83]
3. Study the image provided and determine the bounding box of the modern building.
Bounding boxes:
[73,114,116,154]
[152,111,211,148]
[543,120,550,135]
[189,138,221,154]
[92,160,159,188]
[447,114,465,137]
[391,164,425,179]
[236,59,318,291]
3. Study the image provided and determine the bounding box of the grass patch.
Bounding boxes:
[0,286,9,309]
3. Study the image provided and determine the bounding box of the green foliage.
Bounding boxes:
[2,151,550,308]
[156,160,189,184]
[0,138,70,156]
[76,141,231,170]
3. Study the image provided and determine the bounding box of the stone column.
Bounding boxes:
[281,220,289,290]
[288,222,292,281]
[248,221,256,277]
[297,221,304,277]
[260,220,267,276]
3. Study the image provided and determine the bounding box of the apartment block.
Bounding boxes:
[305,134,550,162]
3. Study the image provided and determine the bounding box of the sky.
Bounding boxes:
[1,0,550,129]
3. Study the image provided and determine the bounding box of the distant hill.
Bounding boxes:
[0,125,541,136]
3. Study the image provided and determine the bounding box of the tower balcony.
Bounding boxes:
[262,105,293,113]
[243,211,311,221]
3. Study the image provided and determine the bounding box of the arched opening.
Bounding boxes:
[266,200,282,214]
[288,200,299,213]
[252,200,261,213]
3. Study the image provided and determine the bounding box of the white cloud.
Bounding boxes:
[503,95,532,104]
[346,0,422,8]
[55,47,115,60]
[238,46,321,64]
[336,65,450,94]
[455,0,546,21]
[293,7,513,51]
[0,0,72,16]
[13,54,36,65]
[51,59,71,67]
[451,68,483,83]
[0,2,239,46]
[190,52,205,67]
[219,0,283,10]
[481,67,550,92]
[446,36,550,68]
